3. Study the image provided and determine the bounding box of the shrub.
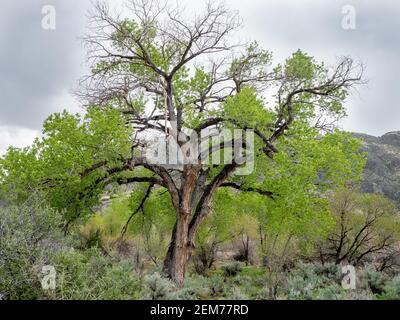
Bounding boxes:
[313,264,342,283]
[379,276,400,300]
[170,275,211,300]
[208,274,228,298]
[0,195,63,300]
[51,248,140,300]
[285,275,317,300]
[346,290,375,300]
[360,269,388,295]
[231,275,264,299]
[319,189,400,266]
[100,261,141,300]
[76,223,103,250]
[142,272,176,300]
[222,262,243,277]
[312,285,345,300]
[192,241,218,276]
[254,287,270,300]
[283,265,324,300]
[231,287,249,300]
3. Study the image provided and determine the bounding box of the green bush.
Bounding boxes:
[312,285,345,300]
[142,272,176,300]
[222,262,243,277]
[76,225,103,250]
[282,264,345,300]
[313,264,342,282]
[171,275,211,300]
[208,274,228,297]
[360,268,388,295]
[51,248,140,300]
[379,276,400,300]
[0,195,63,300]
[231,287,249,300]
[346,290,375,300]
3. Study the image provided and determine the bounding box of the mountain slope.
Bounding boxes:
[354,131,400,204]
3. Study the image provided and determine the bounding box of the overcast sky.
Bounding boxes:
[0,0,399,154]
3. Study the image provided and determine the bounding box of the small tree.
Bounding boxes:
[230,213,259,265]
[318,188,400,266]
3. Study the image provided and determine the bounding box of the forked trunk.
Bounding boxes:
[162,164,229,285]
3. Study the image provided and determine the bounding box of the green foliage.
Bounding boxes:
[77,222,104,250]
[142,272,176,300]
[51,248,140,300]
[79,191,174,265]
[222,262,243,277]
[319,188,400,265]
[0,194,143,300]
[0,107,132,223]
[280,264,345,300]
[311,285,346,300]
[359,268,388,295]
[228,41,273,85]
[224,87,274,129]
[192,240,219,275]
[379,276,400,300]
[269,50,350,125]
[285,50,316,80]
[127,186,175,236]
[208,125,366,265]
[0,194,63,300]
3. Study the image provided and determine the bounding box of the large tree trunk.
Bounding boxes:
[162,164,236,285]
[163,211,190,286]
[162,203,213,286]
[162,165,200,286]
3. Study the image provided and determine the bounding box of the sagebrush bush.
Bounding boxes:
[76,224,103,250]
[312,285,345,300]
[169,275,210,300]
[222,262,243,277]
[313,264,342,282]
[50,248,140,300]
[192,242,218,276]
[346,289,375,300]
[142,272,176,300]
[282,264,332,300]
[379,276,400,300]
[208,274,228,297]
[360,268,388,295]
[0,195,64,300]
[231,287,249,300]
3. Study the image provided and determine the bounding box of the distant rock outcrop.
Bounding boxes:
[353,131,400,205]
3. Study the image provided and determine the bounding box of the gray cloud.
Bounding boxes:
[232,0,400,136]
[0,0,399,154]
[0,0,89,129]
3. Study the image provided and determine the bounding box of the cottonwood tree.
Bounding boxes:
[0,0,365,285]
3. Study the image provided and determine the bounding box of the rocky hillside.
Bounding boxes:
[354,131,400,205]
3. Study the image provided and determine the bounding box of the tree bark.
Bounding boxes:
[162,165,199,286]
[166,210,189,286]
[163,164,237,285]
